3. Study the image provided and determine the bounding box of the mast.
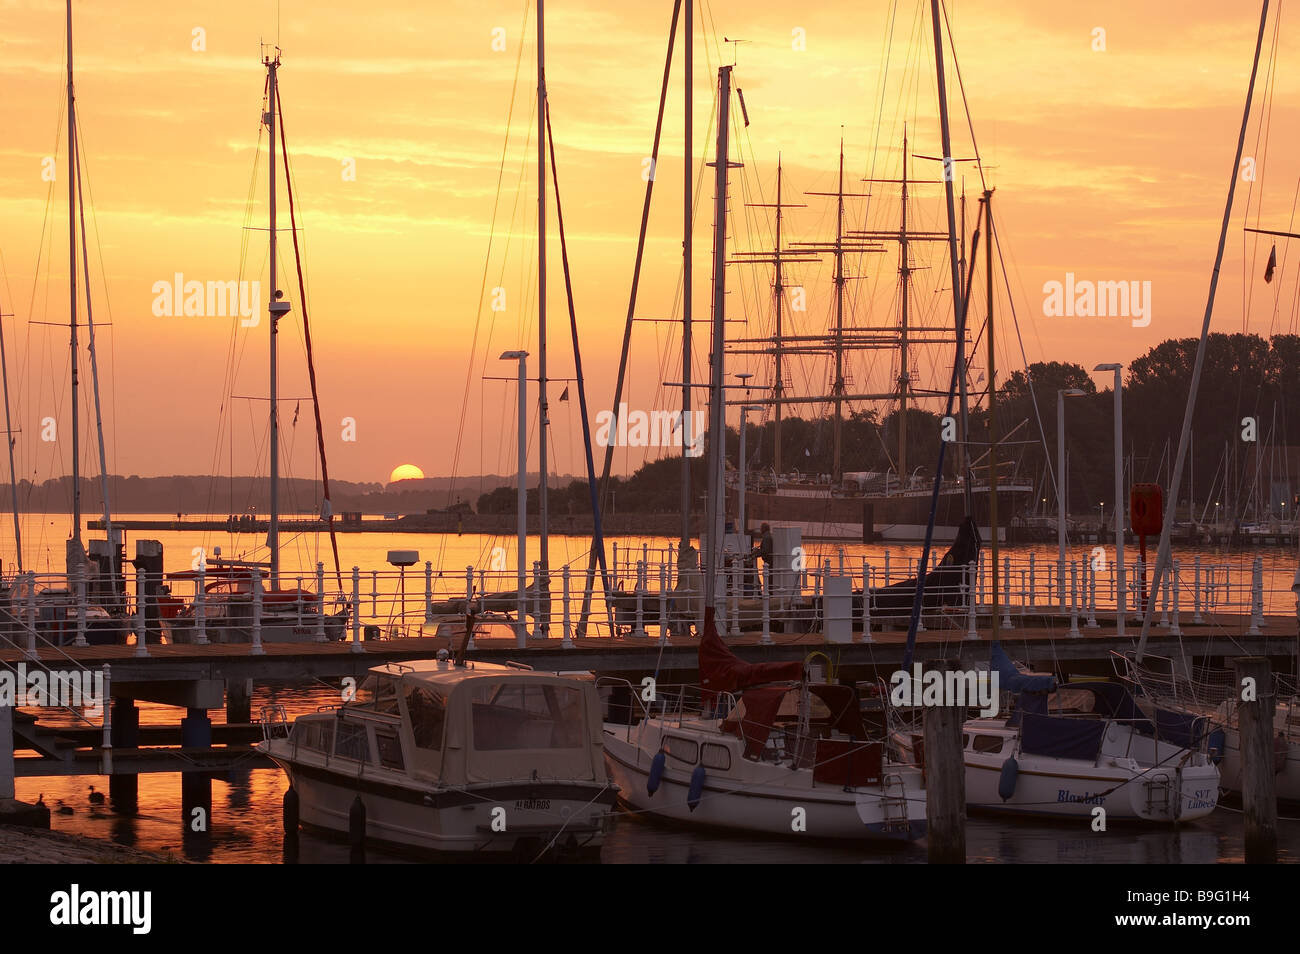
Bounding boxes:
[773,160,785,475]
[74,120,115,591]
[67,0,81,553]
[704,64,733,611]
[265,48,284,589]
[930,0,969,514]
[0,301,19,573]
[898,127,910,486]
[832,139,846,482]
[681,0,693,550]
[733,159,812,480]
[1138,0,1270,659]
[536,0,550,615]
[985,189,998,640]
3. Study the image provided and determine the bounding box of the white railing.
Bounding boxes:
[3,546,1292,655]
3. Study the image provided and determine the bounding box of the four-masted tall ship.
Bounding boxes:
[724,132,1032,542]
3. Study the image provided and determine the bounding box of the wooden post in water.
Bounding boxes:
[1234,656,1277,863]
[924,658,966,864]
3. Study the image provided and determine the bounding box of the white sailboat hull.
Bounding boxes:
[1210,700,1300,803]
[604,721,926,841]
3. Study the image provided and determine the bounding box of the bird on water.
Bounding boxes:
[88,785,105,805]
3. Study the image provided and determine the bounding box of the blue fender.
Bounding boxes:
[687,765,706,812]
[998,756,1019,802]
[647,751,667,796]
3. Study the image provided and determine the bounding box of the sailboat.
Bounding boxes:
[9,1,131,647]
[1118,652,1299,805]
[892,643,1221,822]
[602,606,927,840]
[164,48,347,644]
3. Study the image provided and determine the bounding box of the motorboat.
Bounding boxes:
[259,654,615,857]
[163,565,347,644]
[601,607,927,841]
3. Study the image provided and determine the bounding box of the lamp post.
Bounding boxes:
[501,350,529,647]
[1057,388,1085,611]
[1094,363,1124,635]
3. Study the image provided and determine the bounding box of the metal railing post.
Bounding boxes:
[249,571,266,656]
[314,562,326,642]
[351,566,364,653]
[194,563,209,645]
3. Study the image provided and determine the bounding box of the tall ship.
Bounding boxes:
[723,134,1034,542]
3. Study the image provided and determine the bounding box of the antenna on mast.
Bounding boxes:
[722,37,747,66]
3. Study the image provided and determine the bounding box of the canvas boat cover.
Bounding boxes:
[698,607,803,694]
[1020,711,1107,760]
[869,516,982,615]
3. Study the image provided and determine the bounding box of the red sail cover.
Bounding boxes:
[698,607,803,693]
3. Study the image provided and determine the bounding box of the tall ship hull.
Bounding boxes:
[730,480,1033,542]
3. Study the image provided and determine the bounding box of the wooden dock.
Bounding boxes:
[4,610,1296,680]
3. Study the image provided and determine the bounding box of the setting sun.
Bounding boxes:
[388,463,425,483]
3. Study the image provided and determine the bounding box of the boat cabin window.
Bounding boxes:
[356,675,401,715]
[701,742,731,771]
[406,686,447,751]
[290,719,333,753]
[335,721,372,763]
[664,736,699,766]
[374,727,405,770]
[470,682,585,751]
[971,734,1005,754]
[1049,688,1100,715]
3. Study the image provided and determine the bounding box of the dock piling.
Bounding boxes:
[924,658,967,864]
[1234,656,1278,863]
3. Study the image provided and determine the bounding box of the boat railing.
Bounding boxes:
[259,703,291,742]
[596,676,738,727]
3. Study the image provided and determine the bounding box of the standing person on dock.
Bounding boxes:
[752,523,774,593]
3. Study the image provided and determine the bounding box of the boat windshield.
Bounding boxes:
[470,682,585,751]
[355,674,401,714]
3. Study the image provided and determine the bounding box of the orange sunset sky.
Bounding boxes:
[1,0,1297,490]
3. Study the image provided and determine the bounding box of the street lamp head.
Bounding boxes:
[742,404,764,412]
[499,350,528,360]
[735,371,754,381]
[1093,363,1122,372]
[1060,388,1085,397]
